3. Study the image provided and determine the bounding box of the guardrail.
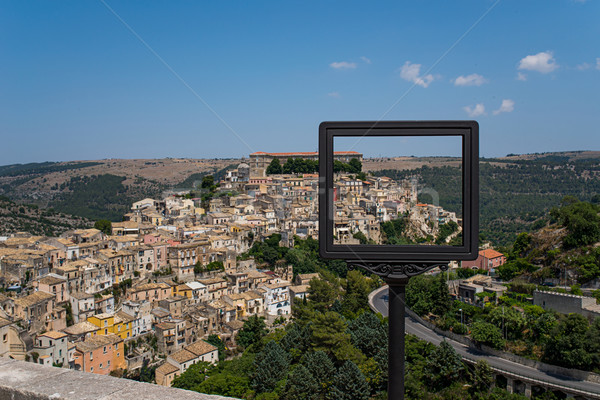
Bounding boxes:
[462,357,600,399]
[368,286,600,399]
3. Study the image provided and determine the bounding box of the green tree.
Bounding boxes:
[352,231,368,244]
[252,341,289,393]
[196,373,250,398]
[201,175,215,190]
[348,158,362,174]
[311,311,362,363]
[266,158,283,175]
[280,323,312,362]
[487,306,526,340]
[348,312,387,359]
[333,160,347,173]
[497,258,536,281]
[237,315,268,349]
[64,301,74,326]
[283,158,296,174]
[552,200,600,248]
[405,274,451,317]
[307,275,339,313]
[470,360,493,395]
[328,361,369,400]
[94,219,112,235]
[470,321,505,349]
[511,232,531,258]
[283,364,319,400]
[301,351,336,395]
[206,334,226,362]
[543,313,592,369]
[340,270,371,317]
[530,312,558,342]
[172,361,211,390]
[424,341,464,390]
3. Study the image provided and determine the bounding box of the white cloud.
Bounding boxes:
[597,58,600,70]
[518,51,558,73]
[454,73,487,86]
[360,56,371,64]
[400,61,434,88]
[463,103,486,118]
[517,72,527,81]
[327,92,340,98]
[330,61,357,70]
[493,99,515,115]
[576,63,591,71]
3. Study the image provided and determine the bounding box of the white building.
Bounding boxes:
[259,282,291,316]
[121,300,152,337]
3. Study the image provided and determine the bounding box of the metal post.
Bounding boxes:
[387,279,408,400]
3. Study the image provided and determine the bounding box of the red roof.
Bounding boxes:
[479,249,504,259]
[250,151,360,156]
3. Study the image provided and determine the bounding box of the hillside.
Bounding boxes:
[371,151,600,246]
[0,158,239,221]
[0,196,92,237]
[497,198,600,286]
[2,151,600,241]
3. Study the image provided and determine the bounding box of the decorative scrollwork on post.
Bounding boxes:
[348,261,449,281]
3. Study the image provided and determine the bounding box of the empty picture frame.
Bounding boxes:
[318,121,479,262]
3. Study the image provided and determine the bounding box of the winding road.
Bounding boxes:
[370,286,600,398]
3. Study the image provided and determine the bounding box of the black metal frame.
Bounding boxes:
[318,120,479,262]
[318,120,479,400]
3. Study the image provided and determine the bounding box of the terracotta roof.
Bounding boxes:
[115,311,134,324]
[480,249,505,259]
[75,334,122,353]
[156,361,179,375]
[186,340,217,357]
[38,330,67,340]
[37,274,66,286]
[225,320,245,330]
[14,291,55,308]
[169,349,197,364]
[290,285,309,293]
[63,321,98,336]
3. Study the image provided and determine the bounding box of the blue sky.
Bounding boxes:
[1,0,599,164]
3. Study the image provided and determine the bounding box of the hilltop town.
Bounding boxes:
[0,151,462,386]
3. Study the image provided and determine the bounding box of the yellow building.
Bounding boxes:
[172,284,193,299]
[87,312,133,340]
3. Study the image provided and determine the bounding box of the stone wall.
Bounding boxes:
[533,290,600,319]
[0,357,237,400]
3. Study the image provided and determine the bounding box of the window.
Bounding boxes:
[90,367,93,372]
[103,346,107,354]
[104,320,108,327]
[2,334,6,343]
[90,353,93,361]
[107,360,110,366]
[99,363,103,369]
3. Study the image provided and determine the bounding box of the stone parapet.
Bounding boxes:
[0,357,237,400]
